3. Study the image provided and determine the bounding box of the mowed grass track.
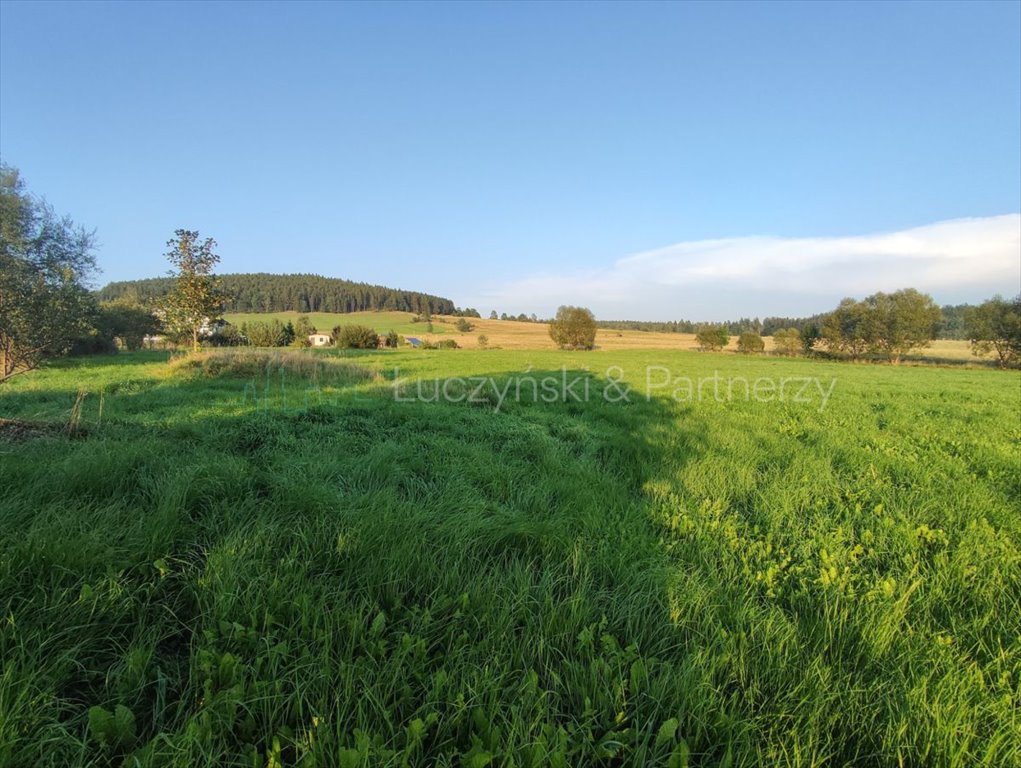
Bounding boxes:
[0,348,1018,767]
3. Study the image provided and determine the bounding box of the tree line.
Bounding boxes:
[3,163,1019,377]
[596,306,978,340]
[98,273,457,317]
[683,289,1020,367]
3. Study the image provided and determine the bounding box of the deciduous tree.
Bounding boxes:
[772,327,802,356]
[695,325,729,352]
[160,230,225,351]
[737,331,765,353]
[965,295,1021,368]
[549,306,597,350]
[0,164,97,381]
[864,288,941,364]
[822,298,871,359]
[95,300,159,351]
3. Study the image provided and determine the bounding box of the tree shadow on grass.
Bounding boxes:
[1,359,724,766]
[4,357,1009,765]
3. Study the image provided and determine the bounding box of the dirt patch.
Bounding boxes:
[0,418,75,442]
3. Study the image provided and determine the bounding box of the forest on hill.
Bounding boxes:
[97,270,981,342]
[97,273,457,316]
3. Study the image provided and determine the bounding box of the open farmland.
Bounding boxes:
[225,311,984,361]
[1,347,1018,767]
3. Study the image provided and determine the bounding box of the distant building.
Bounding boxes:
[308,333,332,347]
[405,337,422,348]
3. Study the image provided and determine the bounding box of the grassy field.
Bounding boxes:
[1,347,1018,766]
[223,311,983,362]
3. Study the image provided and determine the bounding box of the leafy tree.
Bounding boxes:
[455,318,474,332]
[549,305,597,350]
[772,327,802,356]
[489,310,498,320]
[334,324,379,349]
[822,290,940,363]
[737,331,765,353]
[1,164,98,381]
[95,300,159,351]
[160,230,225,351]
[939,303,971,340]
[822,298,871,359]
[477,334,488,349]
[965,295,1021,368]
[290,316,314,347]
[695,325,729,352]
[863,288,941,364]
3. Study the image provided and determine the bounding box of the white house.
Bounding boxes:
[308,333,332,347]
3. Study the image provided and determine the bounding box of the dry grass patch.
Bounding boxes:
[168,348,377,384]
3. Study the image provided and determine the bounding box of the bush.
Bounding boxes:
[695,326,729,352]
[737,331,765,354]
[95,300,160,351]
[385,330,399,348]
[455,318,474,332]
[242,320,290,347]
[477,334,488,349]
[436,339,459,349]
[69,332,118,356]
[334,324,379,349]
[207,323,246,347]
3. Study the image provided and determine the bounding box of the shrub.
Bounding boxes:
[455,318,474,332]
[207,323,247,347]
[242,320,289,347]
[737,331,765,354]
[334,324,379,349]
[477,334,488,349]
[436,339,459,349]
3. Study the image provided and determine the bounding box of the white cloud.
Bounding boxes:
[480,214,1021,320]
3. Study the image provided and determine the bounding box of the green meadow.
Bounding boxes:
[0,348,1018,767]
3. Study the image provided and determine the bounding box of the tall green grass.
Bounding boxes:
[0,349,1018,766]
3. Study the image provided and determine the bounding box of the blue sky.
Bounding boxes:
[1,1,1018,320]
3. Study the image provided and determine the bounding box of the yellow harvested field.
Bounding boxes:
[224,310,983,363]
[424,316,980,361]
